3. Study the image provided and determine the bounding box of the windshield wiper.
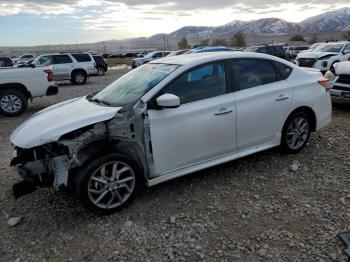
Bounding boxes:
[89,98,111,106]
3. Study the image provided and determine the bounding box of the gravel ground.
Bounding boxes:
[0,70,350,262]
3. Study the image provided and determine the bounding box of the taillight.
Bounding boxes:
[318,79,332,92]
[44,69,54,82]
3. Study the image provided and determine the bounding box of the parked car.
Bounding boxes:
[131,51,170,68]
[0,65,57,116]
[9,52,332,214]
[0,56,14,67]
[13,54,36,64]
[329,61,350,104]
[244,45,286,59]
[32,53,97,84]
[186,46,232,54]
[93,55,108,76]
[295,41,350,73]
[167,49,189,57]
[285,46,309,59]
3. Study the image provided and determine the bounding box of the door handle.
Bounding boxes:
[214,108,233,116]
[275,95,290,101]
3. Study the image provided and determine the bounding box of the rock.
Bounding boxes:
[290,163,299,172]
[124,220,133,228]
[340,197,346,205]
[170,216,176,223]
[258,248,267,257]
[7,217,22,227]
[14,258,20,262]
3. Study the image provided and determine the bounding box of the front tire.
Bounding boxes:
[76,153,141,215]
[0,89,28,117]
[281,112,311,153]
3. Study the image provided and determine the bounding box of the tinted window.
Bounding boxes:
[161,62,227,104]
[71,53,91,62]
[233,59,278,90]
[93,56,104,63]
[153,52,163,58]
[273,61,293,80]
[53,55,73,64]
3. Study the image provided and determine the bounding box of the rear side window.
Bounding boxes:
[161,62,227,104]
[273,61,293,80]
[53,55,72,64]
[232,59,278,90]
[93,56,104,63]
[71,54,91,62]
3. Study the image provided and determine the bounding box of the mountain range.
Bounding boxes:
[148,7,350,42]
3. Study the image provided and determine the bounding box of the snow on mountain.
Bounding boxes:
[149,7,350,41]
[301,7,350,32]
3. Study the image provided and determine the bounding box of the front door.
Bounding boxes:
[147,62,237,175]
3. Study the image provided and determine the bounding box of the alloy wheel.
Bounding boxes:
[75,73,85,84]
[87,161,136,210]
[0,94,22,113]
[286,116,309,150]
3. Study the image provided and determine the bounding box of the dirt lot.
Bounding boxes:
[0,69,350,262]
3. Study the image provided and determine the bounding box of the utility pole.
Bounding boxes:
[102,41,106,53]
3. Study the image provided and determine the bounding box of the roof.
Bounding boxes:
[151,51,289,67]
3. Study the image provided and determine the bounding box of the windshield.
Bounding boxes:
[91,63,180,106]
[314,44,343,53]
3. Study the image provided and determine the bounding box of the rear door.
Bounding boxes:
[231,58,293,150]
[52,55,73,80]
[147,61,237,175]
[71,54,95,74]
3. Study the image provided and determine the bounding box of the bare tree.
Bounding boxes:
[178,37,190,49]
[212,38,227,46]
[290,34,306,42]
[199,39,210,46]
[343,31,350,41]
[230,32,246,47]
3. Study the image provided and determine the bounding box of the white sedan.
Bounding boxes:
[10,52,332,214]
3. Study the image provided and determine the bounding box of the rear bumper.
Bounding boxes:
[46,85,58,96]
[330,84,350,104]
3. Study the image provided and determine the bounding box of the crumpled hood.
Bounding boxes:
[333,61,350,75]
[10,97,122,148]
[297,52,338,59]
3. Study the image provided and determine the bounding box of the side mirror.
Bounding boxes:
[156,94,180,108]
[30,63,36,68]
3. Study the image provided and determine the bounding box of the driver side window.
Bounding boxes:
[38,56,52,66]
[161,62,227,104]
[343,44,350,54]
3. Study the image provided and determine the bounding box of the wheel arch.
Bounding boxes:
[75,138,147,179]
[71,68,87,77]
[0,83,32,99]
[283,106,317,132]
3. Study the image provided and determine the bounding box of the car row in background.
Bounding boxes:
[295,41,350,73]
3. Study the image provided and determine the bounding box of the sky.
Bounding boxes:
[0,0,349,46]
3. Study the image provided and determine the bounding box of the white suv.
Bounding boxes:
[295,42,350,72]
[132,51,170,68]
[10,52,331,214]
[32,53,97,84]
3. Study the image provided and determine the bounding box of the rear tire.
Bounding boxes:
[281,112,311,154]
[75,153,142,215]
[0,89,28,117]
[71,70,87,85]
[96,67,106,76]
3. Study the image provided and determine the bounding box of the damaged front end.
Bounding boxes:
[11,143,70,198]
[10,99,153,199]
